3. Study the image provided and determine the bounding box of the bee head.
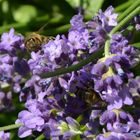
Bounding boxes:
[25,33,42,52]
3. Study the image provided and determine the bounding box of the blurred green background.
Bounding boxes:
[0,0,130,36]
[0,0,134,139]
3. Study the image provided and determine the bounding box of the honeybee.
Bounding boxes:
[25,24,54,52]
[84,88,101,106]
[75,87,101,106]
[25,33,54,52]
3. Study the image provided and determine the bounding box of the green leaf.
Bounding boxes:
[131,43,140,49]
[71,134,82,140]
[84,0,104,16]
[65,0,80,8]
[76,115,83,123]
[80,125,87,132]
[65,0,104,18]
[58,122,69,133]
[13,5,37,23]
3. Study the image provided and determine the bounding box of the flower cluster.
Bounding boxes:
[0,5,140,140]
[0,28,30,111]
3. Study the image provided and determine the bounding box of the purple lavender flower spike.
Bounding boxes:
[43,35,63,62]
[129,76,140,100]
[0,131,10,140]
[17,126,32,138]
[99,6,118,28]
[118,86,133,106]
[17,110,44,128]
[67,29,89,50]
[0,28,24,52]
[14,59,30,76]
[70,13,85,31]
[16,104,45,138]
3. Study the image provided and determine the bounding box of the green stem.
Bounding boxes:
[110,6,140,36]
[0,123,22,131]
[35,134,45,140]
[40,48,103,78]
[115,0,133,12]
[104,40,110,57]
[117,0,140,22]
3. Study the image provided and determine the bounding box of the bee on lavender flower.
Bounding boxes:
[84,88,101,106]
[25,24,54,52]
[78,81,102,106]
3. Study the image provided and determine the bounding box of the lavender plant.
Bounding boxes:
[0,1,140,140]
